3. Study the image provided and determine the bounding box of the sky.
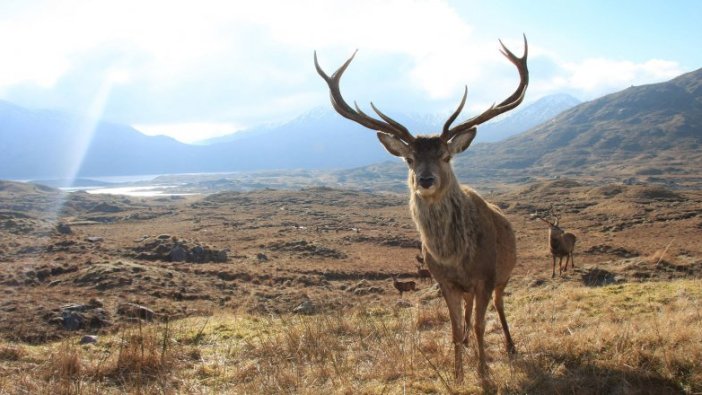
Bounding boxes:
[0,0,700,143]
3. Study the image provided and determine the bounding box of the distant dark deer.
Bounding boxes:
[391,275,417,297]
[315,35,528,381]
[536,211,576,277]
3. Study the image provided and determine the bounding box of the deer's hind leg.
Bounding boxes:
[462,292,474,346]
[494,285,516,354]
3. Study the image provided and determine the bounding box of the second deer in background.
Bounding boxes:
[536,211,577,277]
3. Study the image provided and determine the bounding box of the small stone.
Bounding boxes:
[56,223,72,235]
[80,335,98,345]
[293,300,317,315]
[396,299,413,308]
[117,303,155,321]
[169,245,187,262]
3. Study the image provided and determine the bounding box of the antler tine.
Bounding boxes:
[546,203,561,227]
[314,50,415,144]
[538,217,554,226]
[442,86,468,136]
[441,35,529,142]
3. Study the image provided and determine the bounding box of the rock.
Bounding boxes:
[133,237,227,263]
[116,303,155,321]
[353,286,385,296]
[582,269,618,287]
[85,236,103,243]
[293,300,317,315]
[530,279,547,287]
[396,299,413,308]
[56,222,72,235]
[256,253,269,262]
[191,245,206,263]
[169,245,187,262]
[88,298,104,308]
[217,271,236,281]
[80,335,98,345]
[61,303,94,312]
[61,311,85,330]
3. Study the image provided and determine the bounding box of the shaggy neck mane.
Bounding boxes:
[409,172,477,262]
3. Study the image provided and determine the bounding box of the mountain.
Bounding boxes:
[187,94,578,172]
[473,93,580,143]
[199,93,580,146]
[3,64,698,182]
[462,67,702,177]
[0,101,202,179]
[338,68,702,188]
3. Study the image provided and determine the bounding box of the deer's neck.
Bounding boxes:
[409,175,477,262]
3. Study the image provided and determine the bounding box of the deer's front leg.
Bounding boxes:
[440,283,466,383]
[552,255,557,278]
[558,256,564,275]
[473,281,491,377]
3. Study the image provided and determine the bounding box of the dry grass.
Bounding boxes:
[1,278,700,394]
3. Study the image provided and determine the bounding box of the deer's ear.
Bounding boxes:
[448,127,477,155]
[377,132,411,158]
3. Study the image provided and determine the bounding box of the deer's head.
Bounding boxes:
[315,36,529,200]
[536,214,564,238]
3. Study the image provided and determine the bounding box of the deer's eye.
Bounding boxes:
[442,154,451,163]
[405,157,415,166]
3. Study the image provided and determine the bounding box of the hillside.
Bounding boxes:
[455,67,702,184]
[0,179,700,392]
[474,93,580,143]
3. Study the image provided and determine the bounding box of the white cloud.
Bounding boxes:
[0,0,692,143]
[566,58,682,93]
[529,51,684,101]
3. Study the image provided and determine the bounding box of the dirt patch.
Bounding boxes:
[584,244,639,258]
[621,259,702,281]
[343,234,420,249]
[266,240,347,259]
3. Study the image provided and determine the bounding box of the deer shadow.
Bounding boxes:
[497,350,685,395]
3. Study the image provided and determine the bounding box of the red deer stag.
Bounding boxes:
[315,36,528,382]
[536,212,576,277]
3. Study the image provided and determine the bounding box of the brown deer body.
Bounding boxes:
[391,276,417,297]
[538,216,576,277]
[315,36,528,382]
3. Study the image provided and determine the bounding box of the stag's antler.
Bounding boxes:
[441,35,529,142]
[314,51,415,144]
[535,204,561,227]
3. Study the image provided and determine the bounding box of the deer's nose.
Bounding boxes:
[418,176,435,189]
